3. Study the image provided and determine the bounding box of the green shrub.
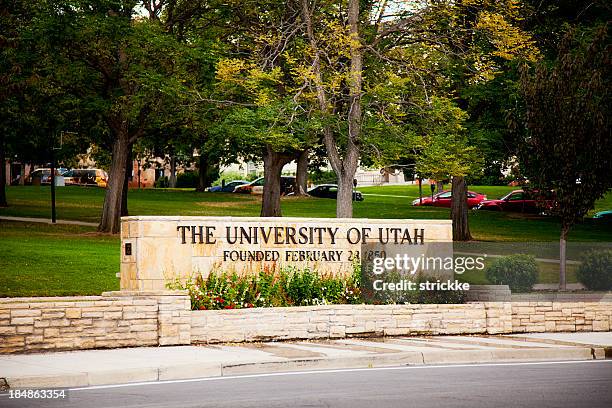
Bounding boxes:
[176,171,199,188]
[576,249,612,291]
[212,171,258,186]
[171,263,466,310]
[170,265,361,310]
[485,254,538,292]
[154,176,169,188]
[309,170,337,185]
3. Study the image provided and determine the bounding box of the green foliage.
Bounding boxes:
[309,170,337,185]
[154,176,169,188]
[576,250,612,291]
[485,254,538,292]
[519,26,611,235]
[212,171,257,186]
[176,172,199,188]
[414,97,484,180]
[171,263,467,310]
[170,266,361,310]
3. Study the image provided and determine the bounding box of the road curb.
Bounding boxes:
[1,347,598,389]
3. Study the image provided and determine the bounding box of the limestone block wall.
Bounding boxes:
[1,295,610,353]
[511,302,612,333]
[190,303,512,344]
[0,291,190,354]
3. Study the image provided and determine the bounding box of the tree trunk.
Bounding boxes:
[98,131,130,233]
[337,172,354,218]
[301,0,361,219]
[339,0,362,219]
[121,144,132,217]
[294,149,309,195]
[196,153,208,192]
[0,133,7,207]
[261,146,292,217]
[451,176,472,241]
[559,225,569,291]
[169,155,177,188]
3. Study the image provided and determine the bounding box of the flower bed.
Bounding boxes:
[170,265,465,310]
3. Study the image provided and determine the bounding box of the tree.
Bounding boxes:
[0,0,37,207]
[209,0,316,217]
[297,0,539,219]
[35,1,201,232]
[414,97,483,240]
[519,26,611,289]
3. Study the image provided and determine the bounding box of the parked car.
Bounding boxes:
[63,168,109,188]
[293,184,364,201]
[412,190,486,208]
[475,189,554,214]
[593,210,612,221]
[234,176,295,195]
[207,180,249,192]
[26,168,68,185]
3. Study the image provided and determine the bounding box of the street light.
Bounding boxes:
[50,131,76,223]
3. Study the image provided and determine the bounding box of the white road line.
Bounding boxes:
[2,359,607,395]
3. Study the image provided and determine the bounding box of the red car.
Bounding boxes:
[412,190,487,209]
[475,189,554,214]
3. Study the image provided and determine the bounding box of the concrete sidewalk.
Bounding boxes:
[0,216,98,227]
[1,332,609,389]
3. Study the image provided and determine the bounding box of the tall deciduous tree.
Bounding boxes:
[210,0,316,216]
[299,0,538,219]
[414,97,483,240]
[520,26,611,289]
[36,1,200,232]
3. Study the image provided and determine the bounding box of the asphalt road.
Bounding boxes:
[2,360,611,408]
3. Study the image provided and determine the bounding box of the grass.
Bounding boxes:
[0,222,119,297]
[0,185,610,296]
[1,185,611,241]
[457,258,579,286]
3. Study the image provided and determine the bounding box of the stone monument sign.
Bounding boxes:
[120,216,453,291]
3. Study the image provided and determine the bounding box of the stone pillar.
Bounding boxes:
[157,292,192,346]
[102,290,191,346]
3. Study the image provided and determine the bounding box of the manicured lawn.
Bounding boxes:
[2,185,611,241]
[0,222,119,297]
[1,185,610,296]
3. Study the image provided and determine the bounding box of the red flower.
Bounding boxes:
[198,305,206,310]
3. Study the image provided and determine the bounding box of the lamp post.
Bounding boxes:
[50,137,57,223]
[50,131,75,223]
[418,176,423,205]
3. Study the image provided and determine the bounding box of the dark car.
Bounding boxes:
[63,169,109,187]
[412,190,486,208]
[234,176,296,195]
[207,180,249,192]
[476,189,554,214]
[303,184,364,201]
[593,210,612,221]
